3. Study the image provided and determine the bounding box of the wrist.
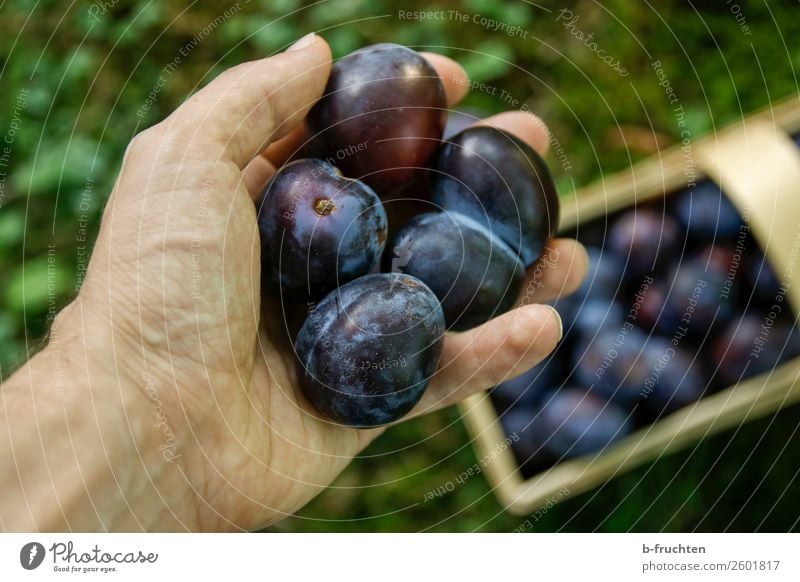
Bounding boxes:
[1,299,195,531]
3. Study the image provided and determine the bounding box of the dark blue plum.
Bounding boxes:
[634,279,669,333]
[572,326,652,408]
[660,246,736,336]
[571,326,615,391]
[574,332,705,414]
[608,208,680,275]
[637,338,707,419]
[599,335,657,409]
[580,246,625,299]
[569,298,625,339]
[674,181,742,240]
[390,211,524,330]
[491,355,563,413]
[746,250,782,303]
[257,159,387,298]
[702,244,739,282]
[500,409,551,470]
[530,388,632,459]
[711,313,800,387]
[431,126,559,267]
[548,295,579,335]
[295,273,445,427]
[557,247,625,327]
[306,43,446,195]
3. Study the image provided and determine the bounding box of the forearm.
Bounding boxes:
[0,303,191,531]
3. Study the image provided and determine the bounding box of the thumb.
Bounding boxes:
[165,33,331,168]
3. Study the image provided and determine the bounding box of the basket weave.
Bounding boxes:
[459,95,800,516]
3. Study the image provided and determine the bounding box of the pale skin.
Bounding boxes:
[0,34,587,531]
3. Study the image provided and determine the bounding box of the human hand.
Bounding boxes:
[3,34,587,531]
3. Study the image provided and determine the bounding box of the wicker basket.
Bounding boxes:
[459,94,800,516]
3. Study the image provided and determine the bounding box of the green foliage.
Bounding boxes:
[12,137,108,198]
[1,0,799,531]
[5,253,72,314]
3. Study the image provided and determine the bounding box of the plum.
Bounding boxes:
[575,323,706,414]
[660,246,736,336]
[257,159,387,298]
[431,126,559,267]
[572,326,649,407]
[552,247,625,334]
[530,388,631,459]
[390,211,524,330]
[711,312,800,387]
[500,408,550,471]
[294,273,445,427]
[673,181,742,240]
[635,280,669,332]
[608,208,680,276]
[579,246,625,299]
[746,250,782,303]
[637,339,707,419]
[491,354,564,413]
[306,43,446,195]
[574,298,625,338]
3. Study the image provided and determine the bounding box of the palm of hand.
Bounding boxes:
[82,135,366,530]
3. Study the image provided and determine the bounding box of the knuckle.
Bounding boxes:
[216,61,254,85]
[126,124,164,157]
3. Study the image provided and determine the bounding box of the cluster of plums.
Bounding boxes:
[256,44,559,427]
[494,178,800,475]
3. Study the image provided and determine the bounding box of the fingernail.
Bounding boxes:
[287,32,317,52]
[544,305,563,341]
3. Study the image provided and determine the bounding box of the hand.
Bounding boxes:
[1,34,587,531]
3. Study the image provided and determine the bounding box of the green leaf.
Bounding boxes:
[12,137,108,198]
[0,210,26,248]
[460,40,513,83]
[259,0,301,16]
[5,254,73,314]
[248,20,296,52]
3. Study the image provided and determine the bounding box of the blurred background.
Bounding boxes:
[1,0,799,531]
